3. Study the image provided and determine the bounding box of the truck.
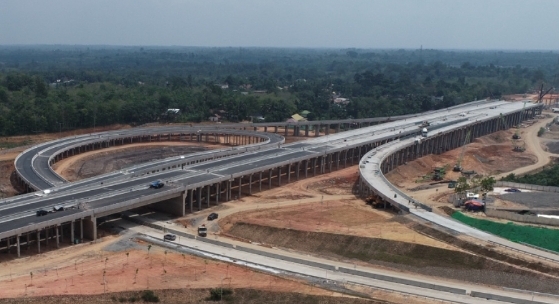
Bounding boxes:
[421,128,428,137]
[197,224,207,237]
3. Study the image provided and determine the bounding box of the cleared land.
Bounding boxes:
[53,142,218,181]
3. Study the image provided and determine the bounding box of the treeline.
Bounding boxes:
[501,165,559,187]
[0,47,556,136]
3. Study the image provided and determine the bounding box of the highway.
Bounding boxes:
[0,99,555,303]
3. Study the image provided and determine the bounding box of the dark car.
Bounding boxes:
[36,209,48,216]
[163,234,176,241]
[504,188,521,193]
[149,180,164,189]
[207,213,219,221]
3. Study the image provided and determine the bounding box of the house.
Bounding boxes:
[209,114,221,122]
[299,110,311,118]
[291,113,307,122]
[167,108,180,115]
[215,83,229,89]
[250,114,265,122]
[333,97,350,105]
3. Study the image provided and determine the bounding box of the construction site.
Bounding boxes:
[1,106,559,303]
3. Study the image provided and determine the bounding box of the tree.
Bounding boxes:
[454,177,470,194]
[480,176,496,192]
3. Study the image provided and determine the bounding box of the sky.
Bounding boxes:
[1,0,559,50]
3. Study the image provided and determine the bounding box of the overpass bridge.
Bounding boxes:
[0,100,546,266]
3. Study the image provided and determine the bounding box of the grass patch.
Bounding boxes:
[452,212,559,252]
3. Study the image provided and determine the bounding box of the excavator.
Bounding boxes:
[453,130,471,172]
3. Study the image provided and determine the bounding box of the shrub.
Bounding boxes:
[209,288,233,301]
[538,127,545,137]
[140,290,160,303]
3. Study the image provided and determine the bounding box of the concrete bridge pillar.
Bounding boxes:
[248,174,253,195]
[197,187,202,210]
[71,221,75,244]
[238,177,242,199]
[206,185,210,208]
[227,180,232,201]
[55,225,59,248]
[83,216,97,241]
[287,164,291,183]
[37,231,41,253]
[278,167,282,186]
[268,169,273,189]
[315,126,320,137]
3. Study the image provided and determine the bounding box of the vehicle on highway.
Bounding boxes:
[207,212,219,221]
[198,224,208,237]
[53,205,64,211]
[149,180,164,189]
[36,209,49,216]
[504,188,521,193]
[163,233,176,241]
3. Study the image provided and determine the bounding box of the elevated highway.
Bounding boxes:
[1,100,496,250]
[358,102,559,263]
[1,99,556,303]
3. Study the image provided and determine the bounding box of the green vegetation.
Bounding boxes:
[452,212,559,252]
[0,47,556,136]
[209,288,233,301]
[454,175,496,194]
[140,290,160,302]
[501,164,559,186]
[538,127,546,137]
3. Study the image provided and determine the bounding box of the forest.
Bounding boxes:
[0,46,557,136]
